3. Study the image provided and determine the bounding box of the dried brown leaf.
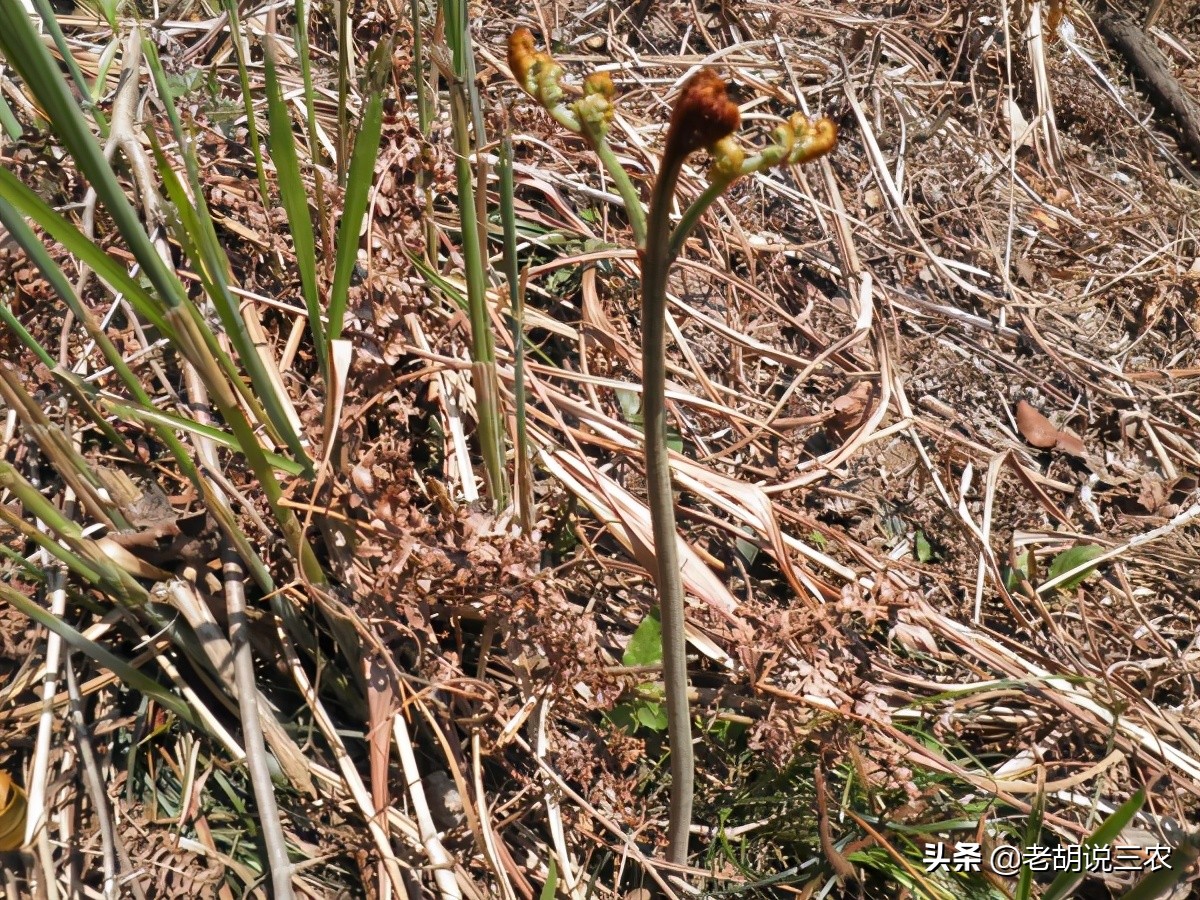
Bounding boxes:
[1015,399,1060,449]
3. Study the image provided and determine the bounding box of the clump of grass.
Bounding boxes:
[0,3,394,894]
[434,0,510,507]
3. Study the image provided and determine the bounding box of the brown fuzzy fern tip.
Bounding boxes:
[663,69,741,164]
[507,27,538,93]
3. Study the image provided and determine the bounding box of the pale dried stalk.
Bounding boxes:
[392,713,462,900]
[223,547,295,898]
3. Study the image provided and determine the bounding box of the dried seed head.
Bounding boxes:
[664,69,741,164]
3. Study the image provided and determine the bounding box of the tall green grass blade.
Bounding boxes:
[410,0,436,257]
[328,39,389,341]
[443,0,485,134]
[30,0,108,133]
[292,0,323,165]
[141,38,192,175]
[443,0,465,82]
[1015,787,1045,900]
[102,400,307,477]
[539,858,557,900]
[91,32,120,103]
[0,302,55,369]
[263,48,328,381]
[0,90,20,140]
[438,9,509,506]
[150,140,311,467]
[216,0,273,228]
[499,128,533,529]
[1043,790,1145,900]
[411,0,431,135]
[291,0,332,280]
[335,0,350,184]
[444,0,490,263]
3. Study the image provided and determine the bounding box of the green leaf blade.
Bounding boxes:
[1046,544,1105,591]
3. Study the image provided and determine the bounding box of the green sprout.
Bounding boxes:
[509,33,837,870]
